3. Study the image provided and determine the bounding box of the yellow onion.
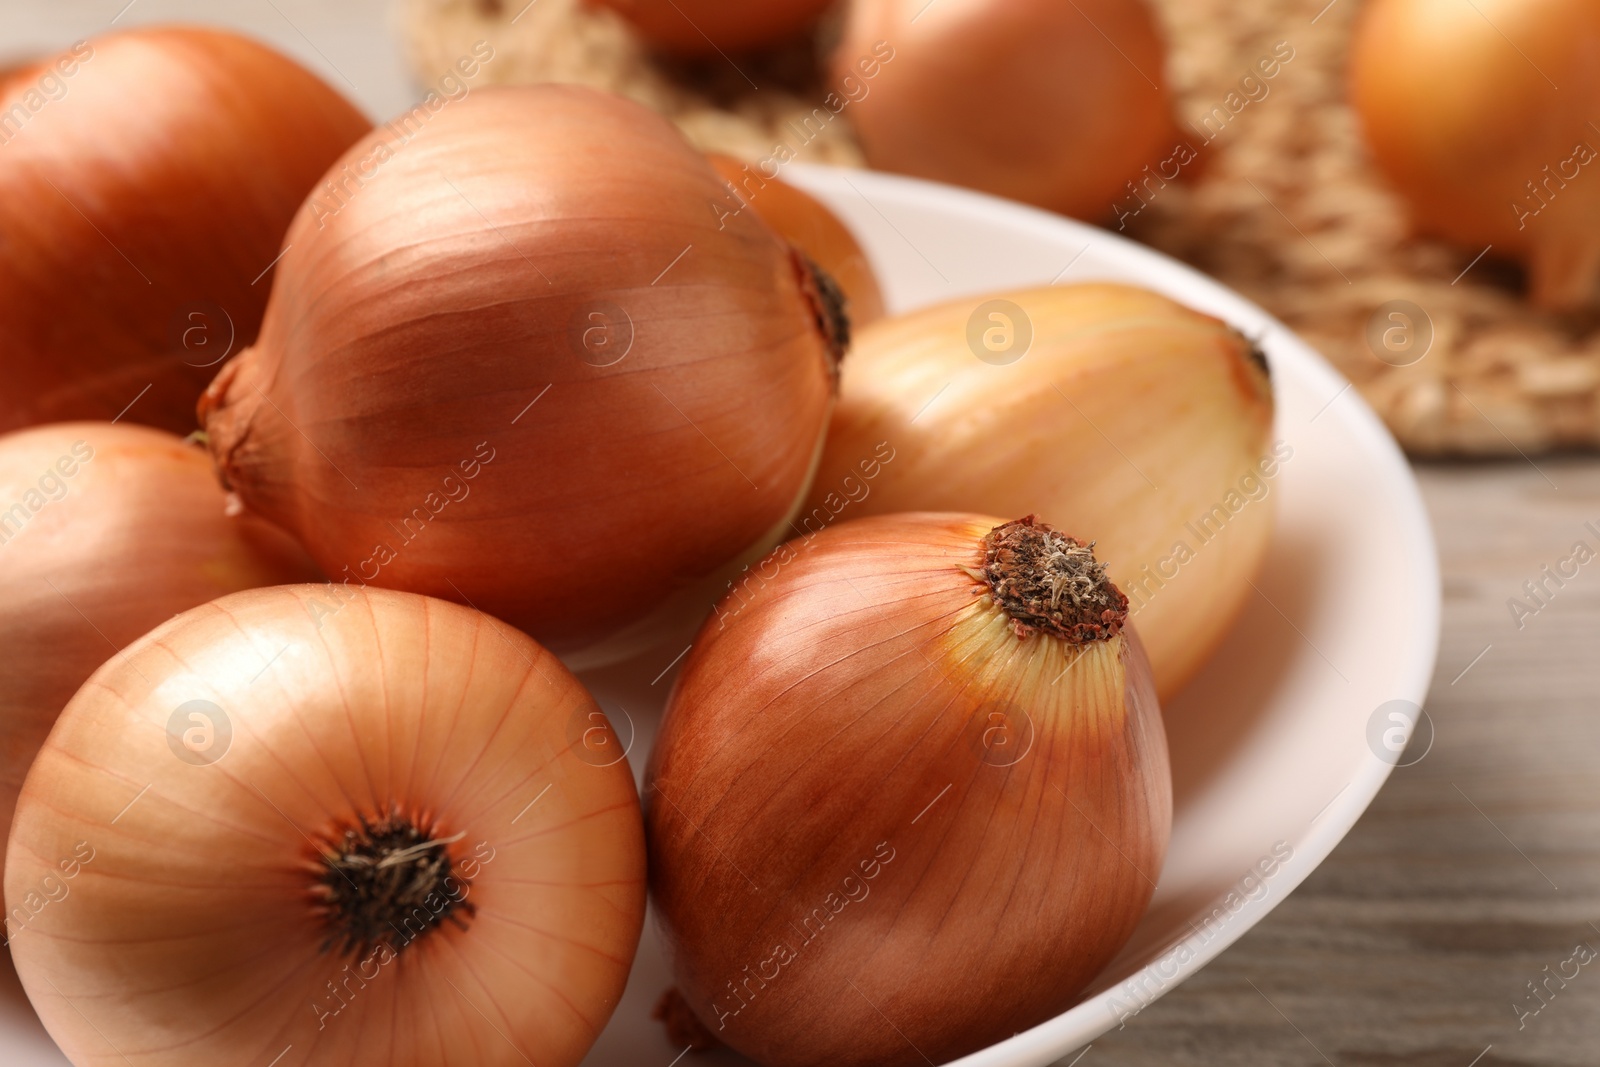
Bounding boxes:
[834,0,1177,220]
[6,585,646,1067]
[1351,0,1600,309]
[709,153,887,327]
[0,27,370,433]
[0,58,31,94]
[589,0,837,56]
[0,422,320,874]
[200,85,847,661]
[648,513,1170,1067]
[804,283,1276,700]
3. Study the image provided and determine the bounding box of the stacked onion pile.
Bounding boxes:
[1,18,1279,1067]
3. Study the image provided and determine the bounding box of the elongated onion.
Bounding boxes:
[648,513,1170,1066]
[200,84,846,662]
[1351,0,1600,309]
[6,585,646,1067]
[0,422,320,873]
[0,27,370,433]
[835,0,1177,220]
[709,153,887,326]
[589,0,836,56]
[803,283,1277,700]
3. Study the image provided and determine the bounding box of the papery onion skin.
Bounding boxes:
[199,84,842,657]
[588,0,836,56]
[5,585,646,1067]
[0,58,33,94]
[805,283,1275,701]
[835,0,1177,220]
[0,27,370,434]
[1352,0,1600,309]
[0,422,320,873]
[709,153,887,328]
[648,513,1171,1067]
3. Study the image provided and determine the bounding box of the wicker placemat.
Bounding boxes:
[402,0,1600,455]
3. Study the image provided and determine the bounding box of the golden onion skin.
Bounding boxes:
[589,0,836,56]
[200,85,841,656]
[0,28,369,434]
[835,0,1177,221]
[708,153,888,328]
[647,513,1171,1067]
[0,422,321,873]
[1352,0,1600,309]
[805,283,1276,701]
[7,586,646,1067]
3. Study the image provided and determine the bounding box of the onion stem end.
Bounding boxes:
[979,516,1129,643]
[313,813,474,959]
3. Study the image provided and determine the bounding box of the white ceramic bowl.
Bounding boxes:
[0,167,1440,1066]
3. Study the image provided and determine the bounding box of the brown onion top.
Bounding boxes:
[980,516,1128,643]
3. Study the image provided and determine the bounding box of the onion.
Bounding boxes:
[803,283,1276,700]
[0,422,320,874]
[589,0,837,56]
[199,84,847,660]
[0,27,369,435]
[709,153,887,328]
[6,585,646,1067]
[648,513,1170,1067]
[834,0,1176,220]
[1351,0,1600,309]
[0,58,32,94]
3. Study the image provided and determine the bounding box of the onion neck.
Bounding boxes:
[196,347,266,494]
[1233,327,1271,385]
[791,248,850,377]
[976,516,1129,643]
[314,813,474,958]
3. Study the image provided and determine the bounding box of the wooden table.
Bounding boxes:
[1088,459,1600,1067]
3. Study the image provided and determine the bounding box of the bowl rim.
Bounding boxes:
[784,162,1443,1067]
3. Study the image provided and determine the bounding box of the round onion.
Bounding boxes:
[709,153,887,327]
[0,58,32,94]
[199,84,846,661]
[0,422,320,873]
[804,283,1275,700]
[835,0,1176,220]
[648,513,1170,1067]
[0,27,370,435]
[1351,0,1600,309]
[6,585,646,1067]
[589,0,837,56]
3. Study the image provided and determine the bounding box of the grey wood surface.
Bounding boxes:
[1086,459,1600,1067]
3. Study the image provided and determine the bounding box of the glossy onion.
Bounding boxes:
[199,85,846,660]
[6,586,646,1067]
[0,422,320,871]
[0,27,370,433]
[648,513,1171,1067]
[589,0,836,56]
[803,283,1276,700]
[709,153,887,327]
[835,0,1176,220]
[1351,0,1600,310]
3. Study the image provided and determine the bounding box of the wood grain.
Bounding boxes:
[1082,460,1600,1067]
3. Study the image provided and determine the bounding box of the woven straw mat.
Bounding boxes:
[402,0,1600,456]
